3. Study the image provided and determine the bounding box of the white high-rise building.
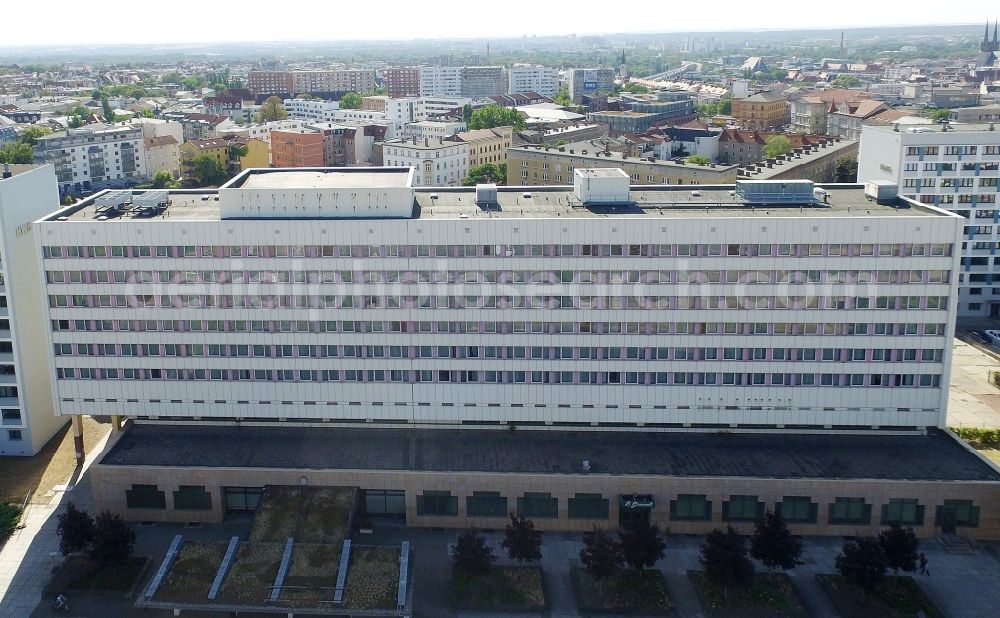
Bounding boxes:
[419,67,463,97]
[37,171,960,432]
[859,123,1000,318]
[0,165,65,455]
[508,64,560,97]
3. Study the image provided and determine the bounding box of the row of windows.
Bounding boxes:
[903,178,998,188]
[45,268,953,285]
[47,293,951,311]
[49,318,948,337]
[906,145,999,156]
[904,161,1000,171]
[42,242,955,260]
[416,491,979,528]
[53,343,945,363]
[55,367,943,387]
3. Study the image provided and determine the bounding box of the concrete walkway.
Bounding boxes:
[0,431,110,617]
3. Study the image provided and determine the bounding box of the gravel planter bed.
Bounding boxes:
[816,574,944,618]
[688,571,808,617]
[250,486,354,544]
[215,542,285,605]
[453,565,547,612]
[342,546,401,610]
[572,567,672,615]
[154,541,228,604]
[278,543,343,607]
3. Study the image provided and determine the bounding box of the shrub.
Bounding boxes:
[453,529,495,577]
[89,511,135,567]
[57,502,94,556]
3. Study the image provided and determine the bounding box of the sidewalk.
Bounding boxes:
[0,431,110,617]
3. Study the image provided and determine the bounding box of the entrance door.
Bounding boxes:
[619,494,654,529]
[363,490,406,520]
[939,509,957,534]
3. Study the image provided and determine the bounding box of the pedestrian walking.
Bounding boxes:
[919,552,929,576]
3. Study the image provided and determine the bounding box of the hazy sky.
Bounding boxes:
[2,0,991,47]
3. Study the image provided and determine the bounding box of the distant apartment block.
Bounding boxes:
[270,129,325,168]
[590,94,697,136]
[384,67,421,98]
[566,68,616,104]
[419,67,463,97]
[0,165,65,456]
[859,123,1000,318]
[404,121,466,140]
[248,70,376,97]
[380,137,469,186]
[362,95,388,113]
[33,124,147,194]
[460,66,506,98]
[283,98,341,122]
[246,70,293,97]
[732,92,789,131]
[508,64,559,97]
[446,127,513,168]
[385,97,472,125]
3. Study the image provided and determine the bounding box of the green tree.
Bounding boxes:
[453,529,495,577]
[700,526,754,596]
[57,501,94,556]
[686,155,711,165]
[462,103,473,124]
[718,98,732,115]
[554,88,572,107]
[502,514,542,563]
[579,526,622,594]
[879,523,918,576]
[835,156,858,182]
[763,135,792,159]
[100,95,116,123]
[469,105,525,131]
[339,92,363,109]
[256,96,288,123]
[18,125,51,146]
[831,74,862,88]
[618,520,666,570]
[623,82,649,94]
[138,108,155,119]
[927,108,952,122]
[0,143,34,164]
[150,170,176,189]
[835,536,887,593]
[750,509,802,571]
[189,154,227,186]
[89,511,135,567]
[462,163,507,186]
[67,116,84,129]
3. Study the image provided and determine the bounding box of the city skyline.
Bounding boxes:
[1,0,992,48]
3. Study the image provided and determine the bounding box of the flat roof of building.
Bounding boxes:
[510,142,741,171]
[237,168,411,190]
[102,424,1000,482]
[43,178,949,223]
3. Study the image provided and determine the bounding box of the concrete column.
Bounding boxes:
[111,415,123,433]
[72,415,85,464]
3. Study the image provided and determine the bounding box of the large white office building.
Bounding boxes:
[0,165,66,455]
[508,64,560,97]
[37,171,960,431]
[859,123,1000,318]
[28,168,1000,539]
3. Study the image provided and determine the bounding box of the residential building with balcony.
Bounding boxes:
[419,67,463,97]
[33,124,147,194]
[384,67,421,98]
[508,64,559,97]
[859,123,1000,318]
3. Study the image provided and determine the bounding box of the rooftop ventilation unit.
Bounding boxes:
[94,190,132,211]
[475,183,497,206]
[735,180,814,205]
[574,168,631,205]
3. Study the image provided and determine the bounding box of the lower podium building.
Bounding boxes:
[31,168,1000,537]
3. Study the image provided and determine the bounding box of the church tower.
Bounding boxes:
[979,20,999,66]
